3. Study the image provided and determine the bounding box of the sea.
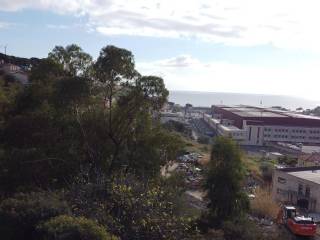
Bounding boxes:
[169,91,320,111]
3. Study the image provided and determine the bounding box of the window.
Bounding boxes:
[305,186,310,198]
[298,184,303,195]
[278,177,286,184]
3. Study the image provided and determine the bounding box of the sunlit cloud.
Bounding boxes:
[2,0,320,51]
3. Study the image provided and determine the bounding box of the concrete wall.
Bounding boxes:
[272,169,320,212]
[243,121,264,146]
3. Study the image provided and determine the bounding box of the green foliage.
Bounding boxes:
[0,79,22,122]
[38,215,117,240]
[278,156,297,166]
[259,162,274,182]
[164,120,187,133]
[48,44,93,77]
[0,191,70,240]
[69,175,195,240]
[0,43,196,239]
[197,136,210,144]
[94,45,136,83]
[137,75,169,111]
[222,220,263,240]
[30,58,65,85]
[0,109,82,191]
[52,77,91,108]
[204,137,249,227]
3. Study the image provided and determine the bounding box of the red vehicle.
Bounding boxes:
[282,205,317,237]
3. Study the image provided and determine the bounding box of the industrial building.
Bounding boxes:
[203,105,320,146]
[272,166,320,212]
[298,153,320,167]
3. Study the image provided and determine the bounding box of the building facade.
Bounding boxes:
[298,153,320,167]
[272,166,320,212]
[203,105,320,146]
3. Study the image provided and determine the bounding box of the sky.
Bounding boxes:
[1,0,320,101]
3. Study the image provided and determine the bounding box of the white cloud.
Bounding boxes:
[0,21,12,29]
[2,0,320,50]
[46,24,70,30]
[137,55,320,101]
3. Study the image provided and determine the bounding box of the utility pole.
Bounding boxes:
[0,44,8,55]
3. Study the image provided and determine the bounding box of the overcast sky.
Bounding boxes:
[1,0,320,100]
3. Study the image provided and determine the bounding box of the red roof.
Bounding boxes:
[299,152,320,163]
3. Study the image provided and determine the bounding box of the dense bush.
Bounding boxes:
[259,162,274,183]
[69,174,196,240]
[0,191,70,240]
[278,156,297,166]
[37,215,117,240]
[197,136,210,144]
[222,220,263,240]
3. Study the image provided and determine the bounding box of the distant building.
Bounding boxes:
[160,112,184,123]
[203,105,320,146]
[298,153,320,167]
[2,63,21,72]
[272,166,320,212]
[0,63,29,85]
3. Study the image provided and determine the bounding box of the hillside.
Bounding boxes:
[0,53,41,66]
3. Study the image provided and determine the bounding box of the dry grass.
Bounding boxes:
[242,155,262,178]
[251,187,280,220]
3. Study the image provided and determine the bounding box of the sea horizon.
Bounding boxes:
[169,90,320,110]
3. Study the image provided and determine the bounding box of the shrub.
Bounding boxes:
[37,215,117,240]
[250,188,279,220]
[259,162,274,183]
[69,175,196,240]
[278,156,297,166]
[197,136,210,144]
[0,191,70,240]
[222,220,263,240]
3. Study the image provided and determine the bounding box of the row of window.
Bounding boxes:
[264,134,320,140]
[309,136,320,140]
[292,129,306,133]
[276,129,289,132]
[291,136,305,139]
[232,133,243,137]
[264,128,320,134]
[310,130,320,134]
[264,134,300,139]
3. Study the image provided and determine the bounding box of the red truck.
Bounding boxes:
[281,205,317,237]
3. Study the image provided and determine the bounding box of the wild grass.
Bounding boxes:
[250,187,279,220]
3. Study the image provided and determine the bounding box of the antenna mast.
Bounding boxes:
[0,44,8,55]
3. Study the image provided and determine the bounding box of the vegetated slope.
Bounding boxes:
[0,53,41,66]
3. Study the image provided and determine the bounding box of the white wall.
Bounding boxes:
[272,170,320,212]
[263,126,320,144]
